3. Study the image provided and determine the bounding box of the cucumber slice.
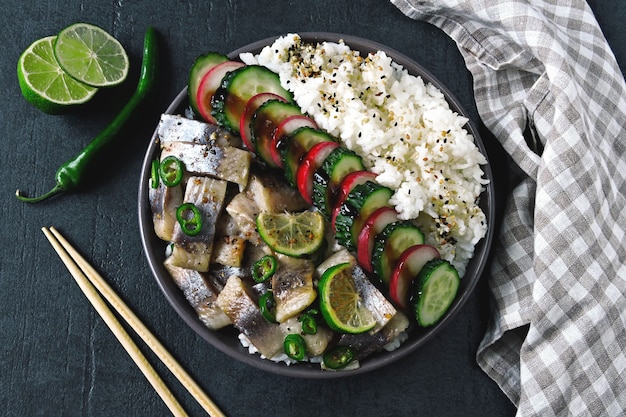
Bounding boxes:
[187,52,229,117]
[372,221,425,285]
[211,65,293,133]
[251,100,302,167]
[270,115,318,167]
[281,127,335,186]
[331,171,377,231]
[196,61,245,125]
[311,147,365,217]
[296,141,339,204]
[356,206,399,274]
[334,181,393,252]
[240,92,287,151]
[413,259,460,327]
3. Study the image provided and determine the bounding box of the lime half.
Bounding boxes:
[17,36,98,114]
[256,211,325,257]
[319,262,376,334]
[54,23,129,87]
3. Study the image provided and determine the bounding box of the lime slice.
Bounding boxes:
[319,262,376,334]
[54,23,129,87]
[17,36,98,114]
[256,211,325,257]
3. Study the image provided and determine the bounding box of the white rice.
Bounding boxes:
[238,333,323,365]
[240,34,489,275]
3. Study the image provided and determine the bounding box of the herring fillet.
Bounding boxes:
[272,256,317,323]
[164,257,231,330]
[170,176,227,272]
[160,141,251,187]
[217,275,284,359]
[157,113,218,143]
[149,182,183,242]
[157,114,251,187]
[226,169,309,244]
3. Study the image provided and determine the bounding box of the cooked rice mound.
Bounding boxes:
[241,34,488,275]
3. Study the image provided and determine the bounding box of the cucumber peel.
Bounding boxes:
[413,259,460,327]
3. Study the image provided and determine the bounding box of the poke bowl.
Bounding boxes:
[138,33,495,378]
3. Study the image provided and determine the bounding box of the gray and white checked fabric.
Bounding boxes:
[390,0,626,415]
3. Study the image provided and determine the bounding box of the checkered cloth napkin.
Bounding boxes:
[390,0,626,415]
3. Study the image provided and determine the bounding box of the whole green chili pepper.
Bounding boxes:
[251,254,277,283]
[16,26,159,203]
[158,155,184,187]
[176,203,203,236]
[283,334,306,361]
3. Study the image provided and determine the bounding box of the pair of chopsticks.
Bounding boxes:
[42,227,226,417]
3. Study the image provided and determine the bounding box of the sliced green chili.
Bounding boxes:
[283,334,306,361]
[251,254,277,283]
[16,27,159,203]
[259,291,277,323]
[159,155,184,187]
[323,345,356,370]
[298,310,318,335]
[176,203,202,236]
[150,158,160,188]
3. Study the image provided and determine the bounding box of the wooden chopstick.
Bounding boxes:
[42,226,226,417]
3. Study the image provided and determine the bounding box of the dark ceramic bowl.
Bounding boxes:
[138,33,495,378]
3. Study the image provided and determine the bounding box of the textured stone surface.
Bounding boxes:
[1,1,622,416]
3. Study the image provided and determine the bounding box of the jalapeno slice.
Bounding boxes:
[251,254,277,283]
[176,203,202,236]
[323,345,356,369]
[298,310,318,335]
[283,334,306,361]
[258,291,277,323]
[159,155,184,187]
[150,158,160,188]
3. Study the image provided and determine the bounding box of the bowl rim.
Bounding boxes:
[138,32,495,379]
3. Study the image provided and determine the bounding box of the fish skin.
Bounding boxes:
[171,176,227,272]
[157,114,218,144]
[339,311,410,359]
[149,181,183,242]
[160,141,251,187]
[157,114,251,186]
[164,257,231,330]
[272,256,317,323]
[217,275,284,359]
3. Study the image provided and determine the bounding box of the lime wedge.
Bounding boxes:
[17,36,98,114]
[54,23,129,87]
[319,262,376,334]
[256,211,325,257]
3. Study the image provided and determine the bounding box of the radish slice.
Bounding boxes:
[239,93,287,151]
[196,61,244,124]
[389,244,440,309]
[331,170,377,231]
[296,141,339,204]
[270,115,318,167]
[356,206,399,274]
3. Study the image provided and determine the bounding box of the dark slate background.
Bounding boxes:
[1,1,623,416]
